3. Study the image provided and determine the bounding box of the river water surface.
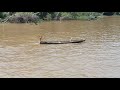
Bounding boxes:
[0,16,120,78]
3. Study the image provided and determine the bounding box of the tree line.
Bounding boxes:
[0,12,119,23]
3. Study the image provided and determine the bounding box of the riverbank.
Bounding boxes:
[0,15,103,24]
[0,12,103,23]
[1,12,120,23]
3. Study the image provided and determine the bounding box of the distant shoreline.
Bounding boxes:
[1,15,120,24]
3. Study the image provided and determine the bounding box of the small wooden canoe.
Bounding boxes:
[40,39,85,44]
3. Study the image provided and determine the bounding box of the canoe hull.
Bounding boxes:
[40,40,85,44]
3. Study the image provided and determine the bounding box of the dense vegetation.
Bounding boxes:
[0,12,119,23]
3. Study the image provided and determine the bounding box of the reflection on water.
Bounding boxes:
[0,16,120,77]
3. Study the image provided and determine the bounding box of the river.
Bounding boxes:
[0,16,120,78]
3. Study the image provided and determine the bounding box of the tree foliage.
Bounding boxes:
[0,12,119,23]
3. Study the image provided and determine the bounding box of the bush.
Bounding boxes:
[7,12,39,23]
[0,12,9,19]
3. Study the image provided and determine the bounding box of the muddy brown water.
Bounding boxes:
[0,16,120,78]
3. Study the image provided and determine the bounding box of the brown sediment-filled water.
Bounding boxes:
[0,16,120,78]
